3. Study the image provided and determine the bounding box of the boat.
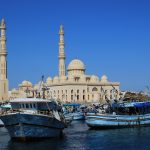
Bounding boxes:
[0,103,11,127]
[63,103,85,120]
[86,101,150,128]
[72,112,85,120]
[64,113,73,126]
[0,119,4,127]
[0,98,65,140]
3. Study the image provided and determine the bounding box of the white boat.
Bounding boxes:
[86,101,150,128]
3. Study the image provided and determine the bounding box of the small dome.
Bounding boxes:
[101,75,108,82]
[34,85,39,90]
[90,75,99,83]
[46,77,52,85]
[11,88,19,94]
[68,59,85,71]
[21,80,32,87]
[53,76,59,83]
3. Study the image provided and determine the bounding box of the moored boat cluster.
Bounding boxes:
[1,97,150,141]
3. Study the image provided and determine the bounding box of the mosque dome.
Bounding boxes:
[90,75,99,83]
[46,77,52,85]
[101,75,108,82]
[68,59,85,71]
[68,59,85,76]
[34,85,39,90]
[53,76,59,83]
[21,80,32,87]
[11,88,18,93]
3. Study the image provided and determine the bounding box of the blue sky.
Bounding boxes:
[0,0,150,91]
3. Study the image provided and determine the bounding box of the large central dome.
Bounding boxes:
[68,59,85,71]
[67,59,85,76]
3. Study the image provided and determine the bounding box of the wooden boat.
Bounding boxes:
[86,101,150,128]
[0,98,65,140]
[63,103,85,120]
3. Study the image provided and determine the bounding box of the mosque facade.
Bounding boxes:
[45,25,120,103]
[10,25,120,104]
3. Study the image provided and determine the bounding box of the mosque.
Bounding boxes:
[44,25,120,103]
[1,19,120,103]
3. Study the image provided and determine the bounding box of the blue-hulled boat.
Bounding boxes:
[63,103,85,120]
[86,101,150,128]
[0,98,65,140]
[0,103,11,127]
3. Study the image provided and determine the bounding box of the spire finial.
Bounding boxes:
[59,25,64,35]
[1,18,6,28]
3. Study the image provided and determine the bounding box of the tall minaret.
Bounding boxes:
[0,18,9,101]
[58,25,66,77]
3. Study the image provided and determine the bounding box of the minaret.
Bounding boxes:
[58,25,66,77]
[0,18,9,101]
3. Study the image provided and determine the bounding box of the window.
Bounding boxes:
[71,95,73,100]
[26,104,29,108]
[83,95,85,100]
[92,87,98,92]
[30,103,33,108]
[33,103,36,108]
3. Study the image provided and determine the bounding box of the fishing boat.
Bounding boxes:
[0,98,65,140]
[63,103,85,120]
[0,103,11,127]
[86,101,150,128]
[0,119,3,127]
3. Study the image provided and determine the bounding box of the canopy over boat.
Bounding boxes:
[112,101,150,108]
[63,103,80,107]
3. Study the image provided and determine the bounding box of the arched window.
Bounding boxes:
[71,90,73,94]
[71,90,73,101]
[83,90,85,100]
[92,87,98,92]
[77,90,79,100]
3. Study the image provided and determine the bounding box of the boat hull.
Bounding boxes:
[0,119,4,127]
[0,113,65,139]
[86,113,150,129]
[73,112,85,120]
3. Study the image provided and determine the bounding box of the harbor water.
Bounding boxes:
[0,121,150,150]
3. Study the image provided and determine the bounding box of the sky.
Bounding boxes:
[0,0,150,91]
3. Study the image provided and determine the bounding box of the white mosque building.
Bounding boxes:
[10,25,120,104]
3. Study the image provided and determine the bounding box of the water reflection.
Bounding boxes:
[0,121,150,150]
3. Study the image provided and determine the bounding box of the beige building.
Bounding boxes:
[0,19,9,101]
[45,25,120,103]
[10,25,120,104]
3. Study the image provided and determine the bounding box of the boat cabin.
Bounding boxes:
[10,98,61,112]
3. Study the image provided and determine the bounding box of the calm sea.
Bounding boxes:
[0,121,150,150]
